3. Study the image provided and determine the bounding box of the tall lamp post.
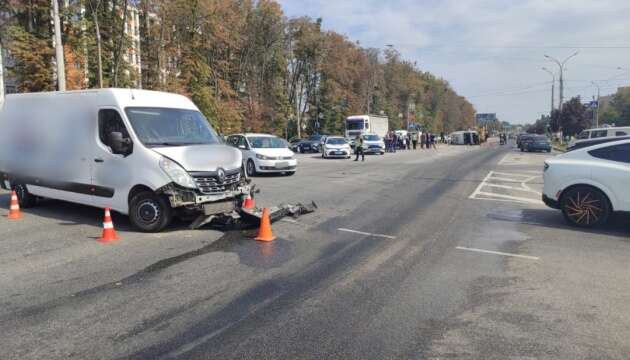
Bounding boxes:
[541,67,555,113]
[0,40,5,107]
[544,51,579,109]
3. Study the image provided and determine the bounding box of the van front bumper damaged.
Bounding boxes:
[158,182,252,209]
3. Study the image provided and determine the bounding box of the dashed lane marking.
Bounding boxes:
[337,228,396,239]
[456,246,540,261]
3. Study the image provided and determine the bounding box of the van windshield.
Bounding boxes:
[125,107,221,146]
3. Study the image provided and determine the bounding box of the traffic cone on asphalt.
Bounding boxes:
[255,208,276,242]
[7,191,23,220]
[98,208,119,243]
[242,194,255,209]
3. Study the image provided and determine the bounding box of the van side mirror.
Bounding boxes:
[110,131,132,156]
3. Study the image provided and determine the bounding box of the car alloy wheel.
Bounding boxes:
[561,186,610,228]
[246,159,257,176]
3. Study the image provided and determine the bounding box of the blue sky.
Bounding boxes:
[278,0,630,124]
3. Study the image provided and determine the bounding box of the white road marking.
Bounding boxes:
[476,191,544,205]
[482,183,540,194]
[280,218,301,224]
[468,171,494,199]
[469,170,544,205]
[456,246,540,261]
[338,228,396,239]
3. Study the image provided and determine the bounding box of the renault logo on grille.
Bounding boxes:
[217,168,226,184]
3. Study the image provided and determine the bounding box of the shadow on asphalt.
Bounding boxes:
[0,193,196,233]
[487,208,630,239]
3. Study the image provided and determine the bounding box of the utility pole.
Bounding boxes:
[592,81,600,128]
[52,0,66,91]
[0,40,5,107]
[544,52,578,109]
[542,67,555,113]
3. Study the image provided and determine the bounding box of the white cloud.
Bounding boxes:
[279,0,630,124]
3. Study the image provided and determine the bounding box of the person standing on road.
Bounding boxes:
[412,132,418,150]
[431,134,437,150]
[391,132,397,153]
[420,132,426,149]
[354,135,365,161]
[406,134,412,150]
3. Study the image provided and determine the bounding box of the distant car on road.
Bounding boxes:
[362,133,385,155]
[570,126,630,149]
[523,135,551,152]
[289,138,307,153]
[517,134,536,151]
[543,139,630,228]
[300,134,327,153]
[227,133,297,176]
[321,136,352,159]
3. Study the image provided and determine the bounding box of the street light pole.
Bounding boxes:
[544,51,579,110]
[591,81,601,128]
[542,67,555,113]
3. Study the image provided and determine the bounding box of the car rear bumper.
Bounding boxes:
[542,194,560,209]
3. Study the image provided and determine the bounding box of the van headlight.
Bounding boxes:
[159,157,197,189]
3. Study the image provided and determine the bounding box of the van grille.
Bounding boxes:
[193,173,240,194]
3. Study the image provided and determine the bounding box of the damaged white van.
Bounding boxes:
[0,89,250,232]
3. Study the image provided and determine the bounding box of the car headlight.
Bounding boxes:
[256,154,277,160]
[159,157,196,189]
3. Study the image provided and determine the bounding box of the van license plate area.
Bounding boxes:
[202,201,235,215]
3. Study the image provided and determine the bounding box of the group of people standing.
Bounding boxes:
[384,131,438,152]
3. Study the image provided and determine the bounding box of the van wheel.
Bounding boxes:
[129,191,172,232]
[13,183,37,208]
[561,186,611,228]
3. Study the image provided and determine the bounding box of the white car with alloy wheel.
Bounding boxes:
[542,139,630,228]
[322,136,352,159]
[226,133,297,176]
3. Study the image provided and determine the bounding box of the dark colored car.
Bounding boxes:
[300,134,327,153]
[524,135,551,152]
[289,138,306,152]
[517,134,535,150]
[567,135,630,151]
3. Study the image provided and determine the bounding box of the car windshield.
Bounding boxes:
[535,136,548,141]
[308,135,323,141]
[363,135,380,141]
[347,119,365,130]
[247,136,287,149]
[125,107,221,146]
[327,138,347,145]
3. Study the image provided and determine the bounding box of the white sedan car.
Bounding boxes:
[362,133,385,155]
[226,133,297,176]
[543,139,630,227]
[322,136,352,159]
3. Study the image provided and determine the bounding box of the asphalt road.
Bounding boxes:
[1,140,629,359]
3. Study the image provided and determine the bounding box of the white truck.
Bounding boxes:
[0,89,252,232]
[345,115,389,139]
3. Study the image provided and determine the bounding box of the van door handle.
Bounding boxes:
[94,158,104,163]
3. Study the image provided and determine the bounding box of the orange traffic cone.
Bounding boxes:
[242,194,255,209]
[98,208,119,243]
[7,191,23,220]
[255,208,276,242]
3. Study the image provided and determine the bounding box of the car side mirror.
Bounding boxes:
[110,131,132,156]
[238,144,247,150]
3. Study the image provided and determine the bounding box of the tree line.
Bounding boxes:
[527,96,593,136]
[0,0,477,138]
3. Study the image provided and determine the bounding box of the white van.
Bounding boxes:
[570,126,630,147]
[450,130,479,145]
[0,89,250,232]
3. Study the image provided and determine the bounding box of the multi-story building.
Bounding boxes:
[124,4,142,87]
